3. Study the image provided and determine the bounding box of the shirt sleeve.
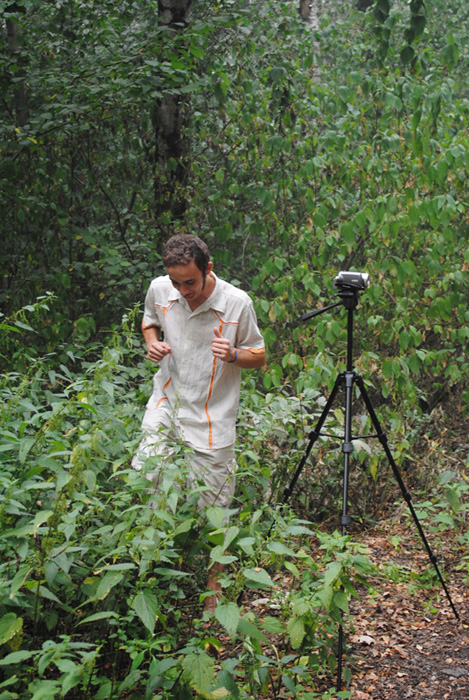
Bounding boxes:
[236,297,265,351]
[142,282,160,330]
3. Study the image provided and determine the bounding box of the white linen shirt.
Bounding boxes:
[141,273,265,450]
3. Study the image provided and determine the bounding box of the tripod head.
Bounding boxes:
[301,270,370,321]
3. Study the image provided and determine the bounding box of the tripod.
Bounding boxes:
[282,283,459,694]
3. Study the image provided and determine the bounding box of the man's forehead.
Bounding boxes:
[166,261,201,282]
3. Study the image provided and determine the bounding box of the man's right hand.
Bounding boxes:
[146,340,172,363]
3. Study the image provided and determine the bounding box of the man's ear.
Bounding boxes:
[206,261,213,275]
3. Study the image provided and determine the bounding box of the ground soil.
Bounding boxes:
[342,524,469,700]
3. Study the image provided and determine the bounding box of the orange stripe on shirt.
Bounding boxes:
[142,302,176,331]
[204,357,218,450]
[155,300,177,318]
[212,310,239,329]
[208,313,237,449]
[213,312,264,355]
[155,378,171,409]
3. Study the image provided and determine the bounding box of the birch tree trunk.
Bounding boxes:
[298,0,321,83]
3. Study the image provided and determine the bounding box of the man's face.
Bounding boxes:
[166,260,213,305]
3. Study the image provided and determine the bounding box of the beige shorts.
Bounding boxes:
[132,407,236,512]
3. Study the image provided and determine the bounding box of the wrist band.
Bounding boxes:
[228,350,238,363]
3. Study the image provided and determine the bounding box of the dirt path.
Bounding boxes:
[341,524,469,699]
[346,581,468,698]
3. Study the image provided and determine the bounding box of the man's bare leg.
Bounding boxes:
[203,561,224,613]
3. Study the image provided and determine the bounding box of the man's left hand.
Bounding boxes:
[212,327,236,362]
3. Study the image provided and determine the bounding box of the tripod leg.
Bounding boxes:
[340,371,355,533]
[336,371,356,693]
[283,374,344,503]
[355,374,460,621]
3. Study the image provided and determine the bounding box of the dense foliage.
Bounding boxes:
[0,0,467,698]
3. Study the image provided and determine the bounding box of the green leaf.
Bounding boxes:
[397,260,415,283]
[182,652,214,695]
[0,614,23,645]
[400,45,415,64]
[98,563,136,572]
[243,567,275,589]
[266,541,297,557]
[28,680,60,700]
[236,536,255,556]
[173,518,194,537]
[209,548,237,566]
[411,13,426,37]
[36,585,62,605]
[132,590,159,633]
[377,0,390,14]
[14,320,35,332]
[215,602,240,640]
[61,666,84,696]
[9,566,32,598]
[284,560,300,578]
[237,617,268,643]
[269,67,285,84]
[101,380,114,398]
[0,650,35,666]
[206,506,227,529]
[333,588,350,613]
[76,611,118,627]
[318,583,334,611]
[408,354,421,374]
[221,526,240,552]
[19,437,35,464]
[154,568,191,578]
[323,561,342,587]
[441,42,459,68]
[445,487,460,514]
[399,330,410,351]
[282,675,298,695]
[33,510,53,533]
[92,572,124,602]
[118,670,142,695]
[262,616,285,634]
[83,469,96,492]
[287,616,305,649]
[214,82,227,103]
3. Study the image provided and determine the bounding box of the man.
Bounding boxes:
[132,234,266,612]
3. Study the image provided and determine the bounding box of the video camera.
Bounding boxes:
[333,271,370,291]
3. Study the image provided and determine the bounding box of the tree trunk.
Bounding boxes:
[356,0,374,11]
[299,0,321,83]
[5,6,29,126]
[154,0,192,224]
